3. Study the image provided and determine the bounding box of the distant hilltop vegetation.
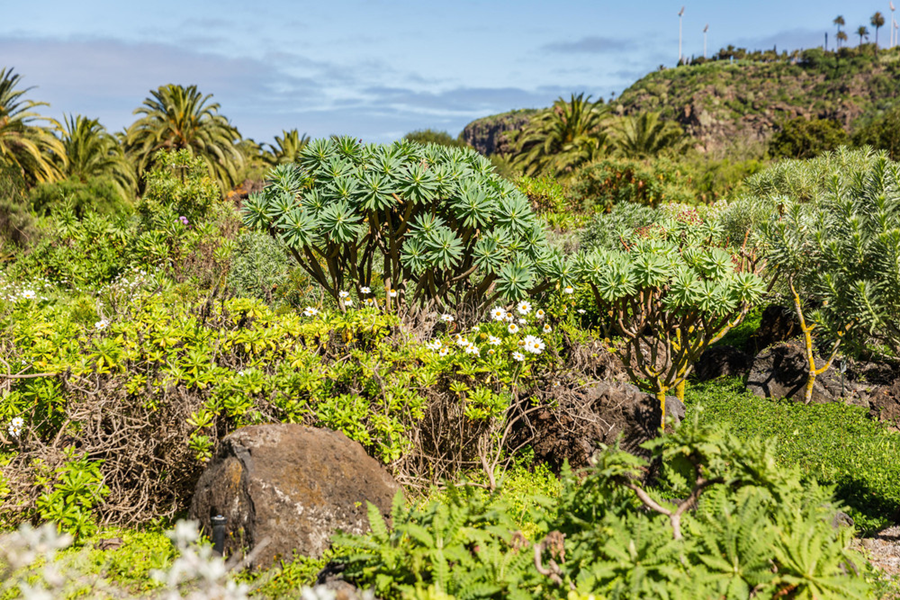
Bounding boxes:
[463,45,900,155]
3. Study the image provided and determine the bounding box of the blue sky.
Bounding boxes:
[1,1,895,144]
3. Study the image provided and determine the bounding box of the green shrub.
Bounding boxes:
[34,447,109,540]
[852,103,900,160]
[755,149,900,358]
[579,202,660,252]
[403,129,469,149]
[569,156,696,211]
[767,117,849,160]
[30,176,133,218]
[138,148,220,230]
[243,137,572,308]
[228,230,291,301]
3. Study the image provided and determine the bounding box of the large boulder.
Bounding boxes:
[510,377,685,469]
[746,341,864,405]
[190,424,398,569]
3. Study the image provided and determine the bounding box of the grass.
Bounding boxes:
[685,377,900,533]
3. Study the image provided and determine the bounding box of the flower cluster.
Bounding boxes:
[425,302,553,365]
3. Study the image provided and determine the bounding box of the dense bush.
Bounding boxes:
[29,175,133,218]
[569,156,696,211]
[754,149,900,360]
[244,137,572,309]
[579,202,661,252]
[403,129,469,149]
[853,104,900,160]
[767,117,849,160]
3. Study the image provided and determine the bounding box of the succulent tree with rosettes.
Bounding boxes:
[243,136,573,309]
[576,217,766,427]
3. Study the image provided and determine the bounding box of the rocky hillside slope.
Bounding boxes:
[461,46,900,155]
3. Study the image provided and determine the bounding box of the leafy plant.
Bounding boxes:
[35,447,109,540]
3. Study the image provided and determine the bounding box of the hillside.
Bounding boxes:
[462,46,900,155]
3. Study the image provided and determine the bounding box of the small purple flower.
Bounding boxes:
[179,216,189,225]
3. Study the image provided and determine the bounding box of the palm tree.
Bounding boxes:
[871,12,886,47]
[125,84,243,191]
[612,112,685,159]
[857,26,870,46]
[834,15,845,49]
[837,30,848,49]
[510,93,609,177]
[0,68,64,184]
[60,114,136,200]
[265,129,310,166]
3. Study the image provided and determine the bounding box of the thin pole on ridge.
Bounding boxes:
[678,6,685,64]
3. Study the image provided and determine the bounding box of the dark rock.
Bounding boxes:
[693,345,752,381]
[746,304,800,354]
[868,380,900,424]
[190,424,399,569]
[510,377,684,469]
[746,341,864,405]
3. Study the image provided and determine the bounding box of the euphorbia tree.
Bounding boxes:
[576,219,765,427]
[243,137,572,309]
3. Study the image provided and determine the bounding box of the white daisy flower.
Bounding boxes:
[543,324,553,333]
[8,416,24,438]
[512,351,525,362]
[471,324,480,332]
[490,307,506,321]
[523,335,546,354]
[20,289,36,300]
[504,312,514,322]
[441,314,455,323]
[488,335,501,346]
[577,309,586,314]
[518,318,526,325]
[388,290,398,298]
[303,306,319,317]
[535,309,545,320]
[364,298,375,306]
[564,285,574,294]
[517,301,532,315]
[439,347,450,357]
[464,343,480,356]
[95,319,109,330]
[360,286,371,294]
[343,299,353,307]
[507,323,520,334]
[455,335,469,347]
[339,291,350,299]
[426,340,442,351]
